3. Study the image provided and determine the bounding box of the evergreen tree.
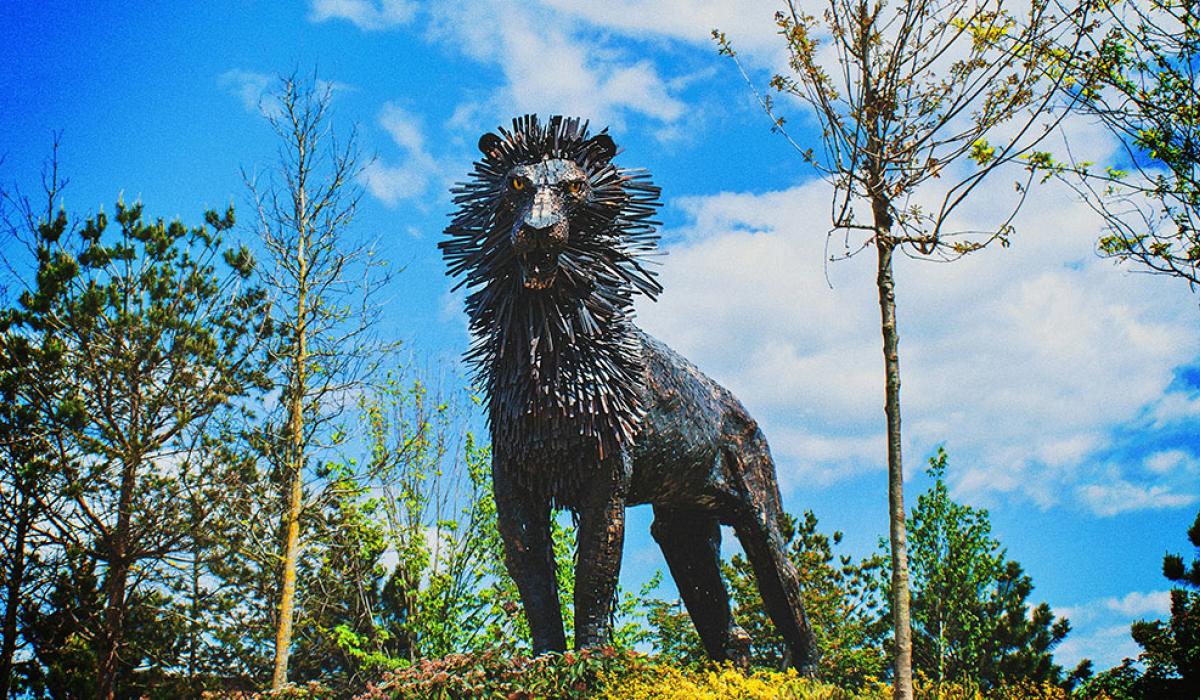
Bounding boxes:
[647,511,888,688]
[1131,509,1200,688]
[10,198,270,699]
[727,512,889,685]
[906,448,1075,689]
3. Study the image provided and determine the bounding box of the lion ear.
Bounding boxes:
[586,133,617,163]
[478,132,504,157]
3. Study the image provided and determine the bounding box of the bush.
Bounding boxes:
[356,647,646,700]
[599,663,886,699]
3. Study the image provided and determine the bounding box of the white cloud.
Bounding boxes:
[541,0,790,67]
[1105,590,1172,618]
[309,0,416,30]
[361,103,442,206]
[634,146,1200,514]
[218,69,272,113]
[426,1,687,130]
[1055,624,1142,673]
[1054,590,1172,670]
[1151,391,1200,427]
[1077,481,1196,517]
[1144,449,1198,476]
[362,161,428,206]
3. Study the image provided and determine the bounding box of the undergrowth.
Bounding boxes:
[227,648,1090,700]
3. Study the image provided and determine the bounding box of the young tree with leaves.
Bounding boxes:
[1060,0,1200,290]
[717,2,1088,694]
[907,448,1078,690]
[247,71,392,690]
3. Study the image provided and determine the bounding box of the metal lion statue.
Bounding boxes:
[440,114,818,672]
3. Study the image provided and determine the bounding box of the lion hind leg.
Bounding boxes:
[651,507,750,664]
[724,440,820,675]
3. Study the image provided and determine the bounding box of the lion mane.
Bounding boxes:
[440,114,662,498]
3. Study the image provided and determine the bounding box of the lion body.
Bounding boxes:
[442,115,818,672]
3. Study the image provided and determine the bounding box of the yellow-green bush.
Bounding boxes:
[598,663,888,700]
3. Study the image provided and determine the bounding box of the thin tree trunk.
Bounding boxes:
[272,442,304,688]
[272,186,309,690]
[188,510,201,687]
[0,489,31,698]
[876,235,913,700]
[98,453,139,700]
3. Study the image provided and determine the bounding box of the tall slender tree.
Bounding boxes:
[246,71,390,690]
[718,2,1087,694]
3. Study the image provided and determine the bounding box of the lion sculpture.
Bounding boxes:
[441,115,818,672]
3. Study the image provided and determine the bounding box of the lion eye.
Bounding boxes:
[510,177,526,191]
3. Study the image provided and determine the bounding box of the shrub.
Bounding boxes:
[599,663,887,700]
[356,647,647,700]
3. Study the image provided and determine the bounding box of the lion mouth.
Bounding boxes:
[520,249,560,290]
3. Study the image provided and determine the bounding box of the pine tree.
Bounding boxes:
[10,198,269,699]
[1131,510,1200,688]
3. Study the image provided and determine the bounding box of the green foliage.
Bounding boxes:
[363,378,520,661]
[904,448,1072,690]
[1070,0,1200,287]
[1130,509,1200,687]
[359,647,646,700]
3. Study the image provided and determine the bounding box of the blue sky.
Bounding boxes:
[3,0,1198,672]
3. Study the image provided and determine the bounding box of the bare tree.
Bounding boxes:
[718,1,1087,695]
[247,71,392,690]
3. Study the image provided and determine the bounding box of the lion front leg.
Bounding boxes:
[572,453,631,649]
[493,466,567,655]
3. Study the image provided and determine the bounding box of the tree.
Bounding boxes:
[717,2,1087,695]
[1131,509,1200,688]
[245,71,390,689]
[0,150,71,698]
[7,195,268,699]
[907,448,1076,690]
[1063,0,1200,289]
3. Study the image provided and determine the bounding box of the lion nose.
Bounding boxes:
[514,193,566,252]
[524,192,562,231]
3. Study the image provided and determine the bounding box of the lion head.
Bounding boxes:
[442,114,661,295]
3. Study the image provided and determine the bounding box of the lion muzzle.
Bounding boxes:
[513,191,569,290]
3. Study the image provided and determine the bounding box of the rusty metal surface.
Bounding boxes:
[441,114,818,673]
